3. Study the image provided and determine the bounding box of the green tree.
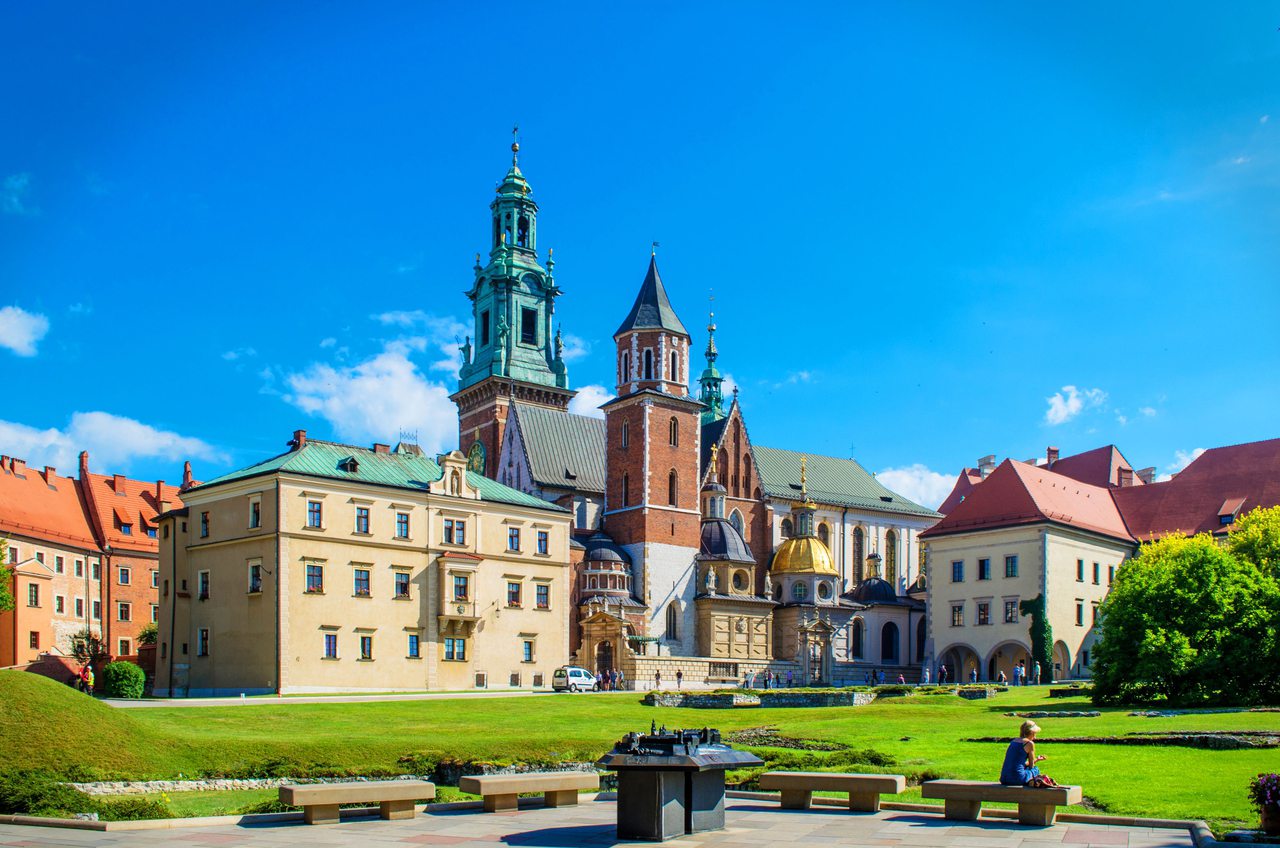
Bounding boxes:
[0,537,15,613]
[1091,533,1280,706]
[1227,505,1280,580]
[70,629,110,670]
[101,661,145,699]
[136,622,158,646]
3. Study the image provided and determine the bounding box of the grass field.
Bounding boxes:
[2,671,1275,831]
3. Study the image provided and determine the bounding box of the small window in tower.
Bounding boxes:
[621,352,631,383]
[492,217,500,246]
[622,473,630,507]
[517,215,530,247]
[669,417,678,447]
[644,350,653,380]
[668,470,678,506]
[481,310,491,347]
[671,351,679,381]
[621,420,629,449]
[521,308,537,345]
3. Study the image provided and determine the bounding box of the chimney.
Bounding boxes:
[155,480,164,501]
[181,461,194,491]
[160,499,173,513]
[977,455,997,478]
[0,455,7,473]
[113,473,126,493]
[373,443,390,454]
[43,466,57,487]
[12,458,26,476]
[291,429,308,449]
[1117,467,1134,487]
[1047,446,1060,466]
[79,450,90,478]
[1136,467,1156,484]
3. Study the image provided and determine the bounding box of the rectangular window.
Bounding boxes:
[249,499,261,529]
[147,527,157,538]
[1076,559,1084,582]
[1092,562,1100,584]
[508,527,521,551]
[536,583,550,610]
[444,519,455,544]
[324,633,338,659]
[355,507,370,534]
[507,581,522,607]
[977,602,990,625]
[456,520,467,545]
[354,568,371,596]
[55,556,64,574]
[92,562,101,580]
[1092,603,1099,623]
[6,546,15,564]
[197,628,210,657]
[1076,602,1084,626]
[445,637,466,661]
[93,600,102,620]
[537,530,549,555]
[307,500,322,528]
[151,604,159,622]
[27,584,39,607]
[1004,600,1018,623]
[118,639,131,656]
[29,631,39,649]
[248,563,262,593]
[1108,565,1115,584]
[200,512,209,538]
[35,552,44,563]
[408,634,420,658]
[394,571,410,598]
[977,558,991,580]
[1082,649,1090,667]
[950,604,964,627]
[396,512,410,539]
[520,307,537,345]
[75,559,84,577]
[453,574,469,600]
[118,602,131,622]
[75,598,84,618]
[480,309,490,347]
[1004,555,1018,578]
[360,635,373,660]
[522,640,534,663]
[198,571,210,600]
[120,524,132,535]
[306,564,324,593]
[950,560,964,582]
[119,566,131,586]
[151,570,159,589]
[55,595,65,614]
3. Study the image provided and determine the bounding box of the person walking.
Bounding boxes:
[617,669,626,690]
[85,665,95,697]
[897,673,906,685]
[654,669,662,690]
[786,669,793,688]
[878,669,886,685]
[939,664,948,684]
[675,669,683,690]
[922,666,931,686]
[969,666,978,684]
[1033,661,1042,686]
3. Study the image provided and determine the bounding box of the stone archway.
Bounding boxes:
[986,640,1032,684]
[1053,640,1071,682]
[938,643,980,685]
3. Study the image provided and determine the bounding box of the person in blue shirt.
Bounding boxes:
[1000,720,1057,786]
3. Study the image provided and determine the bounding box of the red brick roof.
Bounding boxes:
[938,468,984,515]
[0,460,97,549]
[80,470,182,552]
[1112,438,1280,541]
[1048,444,1142,489]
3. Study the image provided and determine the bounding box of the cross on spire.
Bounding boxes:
[511,124,520,166]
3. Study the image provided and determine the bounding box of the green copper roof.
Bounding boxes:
[614,255,689,337]
[753,446,941,519]
[193,439,564,512]
[512,403,608,495]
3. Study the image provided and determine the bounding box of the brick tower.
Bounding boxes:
[602,253,703,653]
[451,137,574,476]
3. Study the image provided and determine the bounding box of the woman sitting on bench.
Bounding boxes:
[1000,720,1057,787]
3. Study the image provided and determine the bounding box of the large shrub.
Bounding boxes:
[1091,534,1280,706]
[101,661,145,699]
[0,770,95,817]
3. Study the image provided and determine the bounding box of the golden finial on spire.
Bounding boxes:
[511,124,520,166]
[708,292,716,334]
[800,455,808,497]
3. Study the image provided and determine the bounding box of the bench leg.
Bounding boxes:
[848,791,881,813]
[483,793,519,813]
[380,799,416,821]
[545,789,579,808]
[303,803,341,825]
[779,789,813,810]
[943,799,982,821]
[1018,803,1056,827]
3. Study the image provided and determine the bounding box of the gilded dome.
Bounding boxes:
[771,535,837,575]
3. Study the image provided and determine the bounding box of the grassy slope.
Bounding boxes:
[2,671,1275,827]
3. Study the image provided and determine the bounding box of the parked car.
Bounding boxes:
[552,666,599,692]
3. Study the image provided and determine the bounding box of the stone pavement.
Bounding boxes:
[0,798,1197,848]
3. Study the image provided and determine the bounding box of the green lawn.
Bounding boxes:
[2,671,1274,831]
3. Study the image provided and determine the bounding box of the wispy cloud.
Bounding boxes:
[877,463,953,511]
[369,311,467,373]
[1044,385,1107,426]
[319,337,337,348]
[568,385,614,419]
[68,302,92,315]
[2,173,37,216]
[560,334,591,361]
[1155,447,1205,482]
[0,411,224,475]
[1140,406,1157,418]
[0,305,51,356]
[221,347,257,361]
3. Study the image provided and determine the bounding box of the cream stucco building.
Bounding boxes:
[154,431,573,696]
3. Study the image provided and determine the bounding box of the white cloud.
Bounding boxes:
[68,302,92,315]
[319,337,337,348]
[283,340,458,453]
[1140,406,1157,417]
[372,310,429,327]
[1231,155,1251,166]
[722,372,740,399]
[1044,385,1107,426]
[1156,447,1206,482]
[368,311,467,373]
[0,411,223,474]
[877,464,954,511]
[221,347,257,361]
[568,385,614,419]
[1116,413,1128,426]
[2,173,36,216]
[0,305,51,356]
[560,334,590,361]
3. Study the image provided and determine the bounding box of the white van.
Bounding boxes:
[552,666,599,692]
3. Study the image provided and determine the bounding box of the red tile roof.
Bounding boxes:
[1112,438,1280,541]
[0,460,97,549]
[80,470,182,552]
[938,468,985,515]
[1048,445,1143,489]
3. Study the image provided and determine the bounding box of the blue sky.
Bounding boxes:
[2,2,1278,508]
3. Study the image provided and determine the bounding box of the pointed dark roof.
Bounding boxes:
[614,255,689,337]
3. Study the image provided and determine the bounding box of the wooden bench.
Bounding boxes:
[921,779,1082,826]
[459,771,599,813]
[280,780,436,825]
[758,772,906,812]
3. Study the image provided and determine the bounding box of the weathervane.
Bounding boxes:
[511,124,520,165]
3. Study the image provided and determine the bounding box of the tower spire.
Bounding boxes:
[698,292,726,424]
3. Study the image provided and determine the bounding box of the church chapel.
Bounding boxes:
[457,142,941,686]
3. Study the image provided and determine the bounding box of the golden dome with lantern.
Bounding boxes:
[770,456,838,575]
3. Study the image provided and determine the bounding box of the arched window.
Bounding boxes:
[665,602,679,639]
[516,215,530,247]
[668,417,678,447]
[621,473,630,507]
[818,523,830,548]
[668,470,678,506]
[743,456,752,493]
[621,352,631,384]
[670,350,679,382]
[792,581,808,601]
[881,622,899,663]
[885,530,898,586]
[621,420,629,449]
[853,527,865,583]
[729,510,744,534]
[643,349,653,380]
[851,619,864,658]
[781,518,794,538]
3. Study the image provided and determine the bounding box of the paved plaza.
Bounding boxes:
[0,798,1197,848]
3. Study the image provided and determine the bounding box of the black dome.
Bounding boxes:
[698,519,755,564]
[850,577,898,604]
[584,531,628,564]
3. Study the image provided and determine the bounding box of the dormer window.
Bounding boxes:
[339,457,359,473]
[120,523,133,535]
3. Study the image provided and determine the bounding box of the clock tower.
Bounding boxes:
[452,138,575,476]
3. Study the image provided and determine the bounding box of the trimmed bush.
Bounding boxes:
[98,797,172,821]
[0,769,96,817]
[101,661,145,699]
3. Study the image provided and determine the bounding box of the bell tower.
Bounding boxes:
[452,135,574,476]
